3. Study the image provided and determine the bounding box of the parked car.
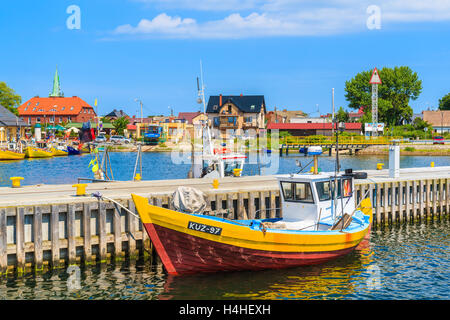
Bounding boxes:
[433,136,445,144]
[109,135,131,144]
[95,134,107,143]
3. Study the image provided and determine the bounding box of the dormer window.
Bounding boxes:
[213,105,218,111]
[61,107,65,111]
[70,106,74,110]
[250,105,255,110]
[36,102,39,106]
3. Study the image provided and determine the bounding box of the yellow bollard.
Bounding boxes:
[310,166,314,173]
[72,184,88,196]
[233,168,242,177]
[376,163,384,170]
[431,162,435,167]
[212,179,219,189]
[10,177,24,188]
[134,173,142,181]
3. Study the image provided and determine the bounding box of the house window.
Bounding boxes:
[24,107,28,111]
[27,117,31,125]
[228,117,237,124]
[245,116,252,123]
[61,107,65,111]
[36,102,39,106]
[59,117,63,123]
[70,106,74,110]
[213,105,218,111]
[33,107,36,111]
[27,102,31,106]
[36,117,41,123]
[228,105,232,113]
[213,117,220,127]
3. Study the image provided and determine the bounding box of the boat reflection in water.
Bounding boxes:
[158,238,376,300]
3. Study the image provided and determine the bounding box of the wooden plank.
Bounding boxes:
[405,180,410,223]
[398,181,403,222]
[67,204,76,264]
[445,179,450,215]
[419,180,424,220]
[226,194,234,219]
[83,203,92,264]
[98,201,107,262]
[215,194,223,211]
[51,205,60,267]
[127,199,136,257]
[426,179,431,219]
[16,207,25,273]
[439,178,444,217]
[259,191,266,219]
[269,191,277,219]
[113,202,122,258]
[383,182,389,225]
[412,180,417,222]
[390,182,396,225]
[432,179,437,218]
[0,208,7,273]
[237,192,247,220]
[375,183,381,227]
[34,206,43,271]
[248,192,256,219]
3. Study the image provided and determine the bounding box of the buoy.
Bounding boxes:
[212,179,219,189]
[10,177,24,188]
[431,162,435,167]
[134,173,142,181]
[72,183,88,196]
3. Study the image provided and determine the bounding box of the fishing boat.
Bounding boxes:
[50,147,69,156]
[24,146,53,158]
[0,149,25,160]
[132,148,372,275]
[67,146,81,155]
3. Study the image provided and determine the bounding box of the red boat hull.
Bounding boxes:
[144,222,358,275]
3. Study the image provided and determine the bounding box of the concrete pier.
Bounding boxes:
[0,166,449,273]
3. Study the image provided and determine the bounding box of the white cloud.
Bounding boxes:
[114,0,450,39]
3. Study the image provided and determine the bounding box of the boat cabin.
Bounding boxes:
[276,171,356,229]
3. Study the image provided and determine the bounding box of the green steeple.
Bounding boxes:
[49,66,63,97]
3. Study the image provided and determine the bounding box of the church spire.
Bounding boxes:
[49,66,63,97]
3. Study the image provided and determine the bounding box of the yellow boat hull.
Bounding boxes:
[24,147,53,158]
[0,150,25,160]
[132,194,372,275]
[50,147,68,156]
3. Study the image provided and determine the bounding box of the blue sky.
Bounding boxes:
[1,0,450,117]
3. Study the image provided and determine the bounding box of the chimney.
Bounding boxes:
[219,94,222,106]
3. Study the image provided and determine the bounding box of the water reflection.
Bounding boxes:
[0,220,448,300]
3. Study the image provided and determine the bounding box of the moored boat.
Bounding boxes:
[24,146,53,158]
[67,146,81,155]
[50,147,69,156]
[0,149,25,160]
[132,154,372,275]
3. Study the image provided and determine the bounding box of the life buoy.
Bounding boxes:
[213,147,231,154]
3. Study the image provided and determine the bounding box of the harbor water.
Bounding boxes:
[0,219,448,300]
[0,151,450,187]
[0,152,448,300]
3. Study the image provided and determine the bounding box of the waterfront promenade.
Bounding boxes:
[1,166,449,273]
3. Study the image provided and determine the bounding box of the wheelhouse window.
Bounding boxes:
[316,181,331,201]
[281,181,314,203]
[316,178,352,201]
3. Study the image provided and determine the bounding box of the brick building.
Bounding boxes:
[17,68,96,126]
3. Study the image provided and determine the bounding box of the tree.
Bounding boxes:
[112,116,129,135]
[438,93,450,110]
[344,66,422,126]
[335,106,349,122]
[0,81,21,116]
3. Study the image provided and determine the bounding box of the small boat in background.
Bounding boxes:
[0,149,25,160]
[24,146,53,158]
[50,147,69,156]
[67,146,81,155]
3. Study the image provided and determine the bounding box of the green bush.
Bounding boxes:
[404,146,416,152]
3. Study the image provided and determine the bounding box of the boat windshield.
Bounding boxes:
[224,161,240,175]
[316,178,352,201]
[280,181,314,203]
